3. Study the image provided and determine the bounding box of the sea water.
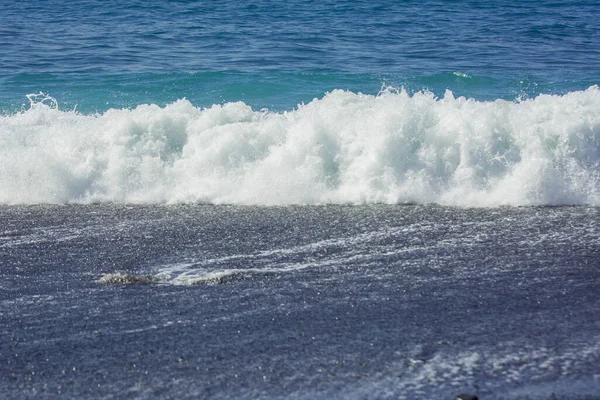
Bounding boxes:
[1,0,599,398]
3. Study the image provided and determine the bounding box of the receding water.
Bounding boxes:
[1,204,600,399]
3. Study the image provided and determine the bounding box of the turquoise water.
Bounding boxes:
[1,0,599,111]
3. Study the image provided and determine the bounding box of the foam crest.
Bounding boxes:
[1,87,599,206]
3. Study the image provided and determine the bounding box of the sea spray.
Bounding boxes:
[1,87,599,206]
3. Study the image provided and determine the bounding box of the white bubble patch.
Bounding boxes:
[1,87,599,206]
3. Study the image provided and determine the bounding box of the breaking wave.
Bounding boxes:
[1,87,599,206]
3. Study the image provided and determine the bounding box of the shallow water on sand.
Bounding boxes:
[1,204,599,398]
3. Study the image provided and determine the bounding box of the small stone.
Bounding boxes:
[96,273,155,284]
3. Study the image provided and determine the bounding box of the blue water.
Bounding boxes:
[1,0,599,112]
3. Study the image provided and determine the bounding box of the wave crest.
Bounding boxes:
[1,87,599,206]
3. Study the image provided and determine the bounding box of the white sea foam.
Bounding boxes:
[147,225,432,285]
[1,87,599,206]
[348,339,600,400]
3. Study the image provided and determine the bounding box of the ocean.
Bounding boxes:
[1,0,599,398]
